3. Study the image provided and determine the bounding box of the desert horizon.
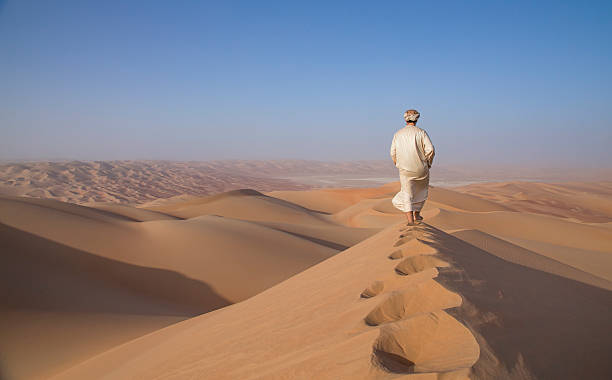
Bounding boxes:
[2,159,610,205]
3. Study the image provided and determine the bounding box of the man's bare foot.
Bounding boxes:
[413,212,423,222]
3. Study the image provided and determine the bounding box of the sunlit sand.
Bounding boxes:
[1,177,611,379]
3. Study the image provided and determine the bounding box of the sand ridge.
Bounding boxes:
[453,181,612,222]
[0,190,379,379]
[51,222,482,380]
[2,179,612,379]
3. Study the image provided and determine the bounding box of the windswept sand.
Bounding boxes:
[454,181,612,222]
[0,191,376,379]
[2,180,612,379]
[0,161,312,205]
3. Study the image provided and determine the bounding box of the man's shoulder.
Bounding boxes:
[394,126,409,135]
[414,126,430,136]
[396,126,426,135]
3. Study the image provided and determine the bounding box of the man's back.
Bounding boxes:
[390,125,435,174]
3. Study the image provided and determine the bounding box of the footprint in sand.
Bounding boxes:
[364,280,461,326]
[394,232,436,247]
[395,255,449,276]
[391,238,440,256]
[373,310,479,373]
[361,280,386,298]
[388,249,404,260]
[399,224,436,233]
[393,238,411,247]
[398,232,434,239]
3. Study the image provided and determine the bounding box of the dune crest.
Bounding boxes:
[453,181,612,222]
[51,223,484,379]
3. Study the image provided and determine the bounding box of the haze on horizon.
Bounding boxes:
[1,1,611,168]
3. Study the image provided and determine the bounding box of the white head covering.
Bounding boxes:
[403,109,420,123]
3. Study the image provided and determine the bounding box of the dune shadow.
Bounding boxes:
[0,223,231,316]
[258,225,348,251]
[372,349,415,374]
[422,224,612,380]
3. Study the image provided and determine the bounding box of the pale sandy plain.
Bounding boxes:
[1,172,612,379]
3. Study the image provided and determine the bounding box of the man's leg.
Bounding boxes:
[405,212,414,225]
[413,211,423,221]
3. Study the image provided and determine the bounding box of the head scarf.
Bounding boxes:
[403,109,420,123]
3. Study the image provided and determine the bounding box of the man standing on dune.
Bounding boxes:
[390,109,435,225]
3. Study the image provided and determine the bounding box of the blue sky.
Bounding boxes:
[1,0,611,166]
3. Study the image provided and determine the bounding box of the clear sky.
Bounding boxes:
[1,0,611,167]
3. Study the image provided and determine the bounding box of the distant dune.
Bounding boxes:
[454,181,612,222]
[0,161,311,205]
[0,160,404,205]
[1,176,611,379]
[3,160,609,206]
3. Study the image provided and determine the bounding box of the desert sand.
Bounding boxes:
[0,161,312,205]
[1,178,611,379]
[3,160,609,205]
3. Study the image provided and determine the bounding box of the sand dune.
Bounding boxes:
[454,181,612,222]
[143,189,335,225]
[3,160,609,207]
[0,195,349,302]
[267,184,398,214]
[0,192,376,379]
[2,179,612,379]
[430,225,612,380]
[428,187,512,212]
[0,222,224,379]
[332,198,402,228]
[0,161,311,205]
[51,224,482,380]
[51,222,612,380]
[495,235,612,282]
[425,207,611,252]
[424,207,612,283]
[253,221,380,249]
[0,160,403,206]
[450,228,612,290]
[87,203,181,221]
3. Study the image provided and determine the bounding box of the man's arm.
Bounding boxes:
[390,134,397,165]
[422,130,435,168]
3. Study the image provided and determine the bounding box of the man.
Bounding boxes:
[390,109,435,225]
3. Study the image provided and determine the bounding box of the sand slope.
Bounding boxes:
[0,192,376,379]
[424,207,612,283]
[51,223,481,380]
[454,181,612,222]
[143,189,335,225]
[0,195,352,303]
[431,226,612,380]
[3,180,612,380]
[0,222,223,380]
[51,221,612,380]
[267,183,398,214]
[449,228,612,290]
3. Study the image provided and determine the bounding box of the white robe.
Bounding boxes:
[389,125,435,212]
